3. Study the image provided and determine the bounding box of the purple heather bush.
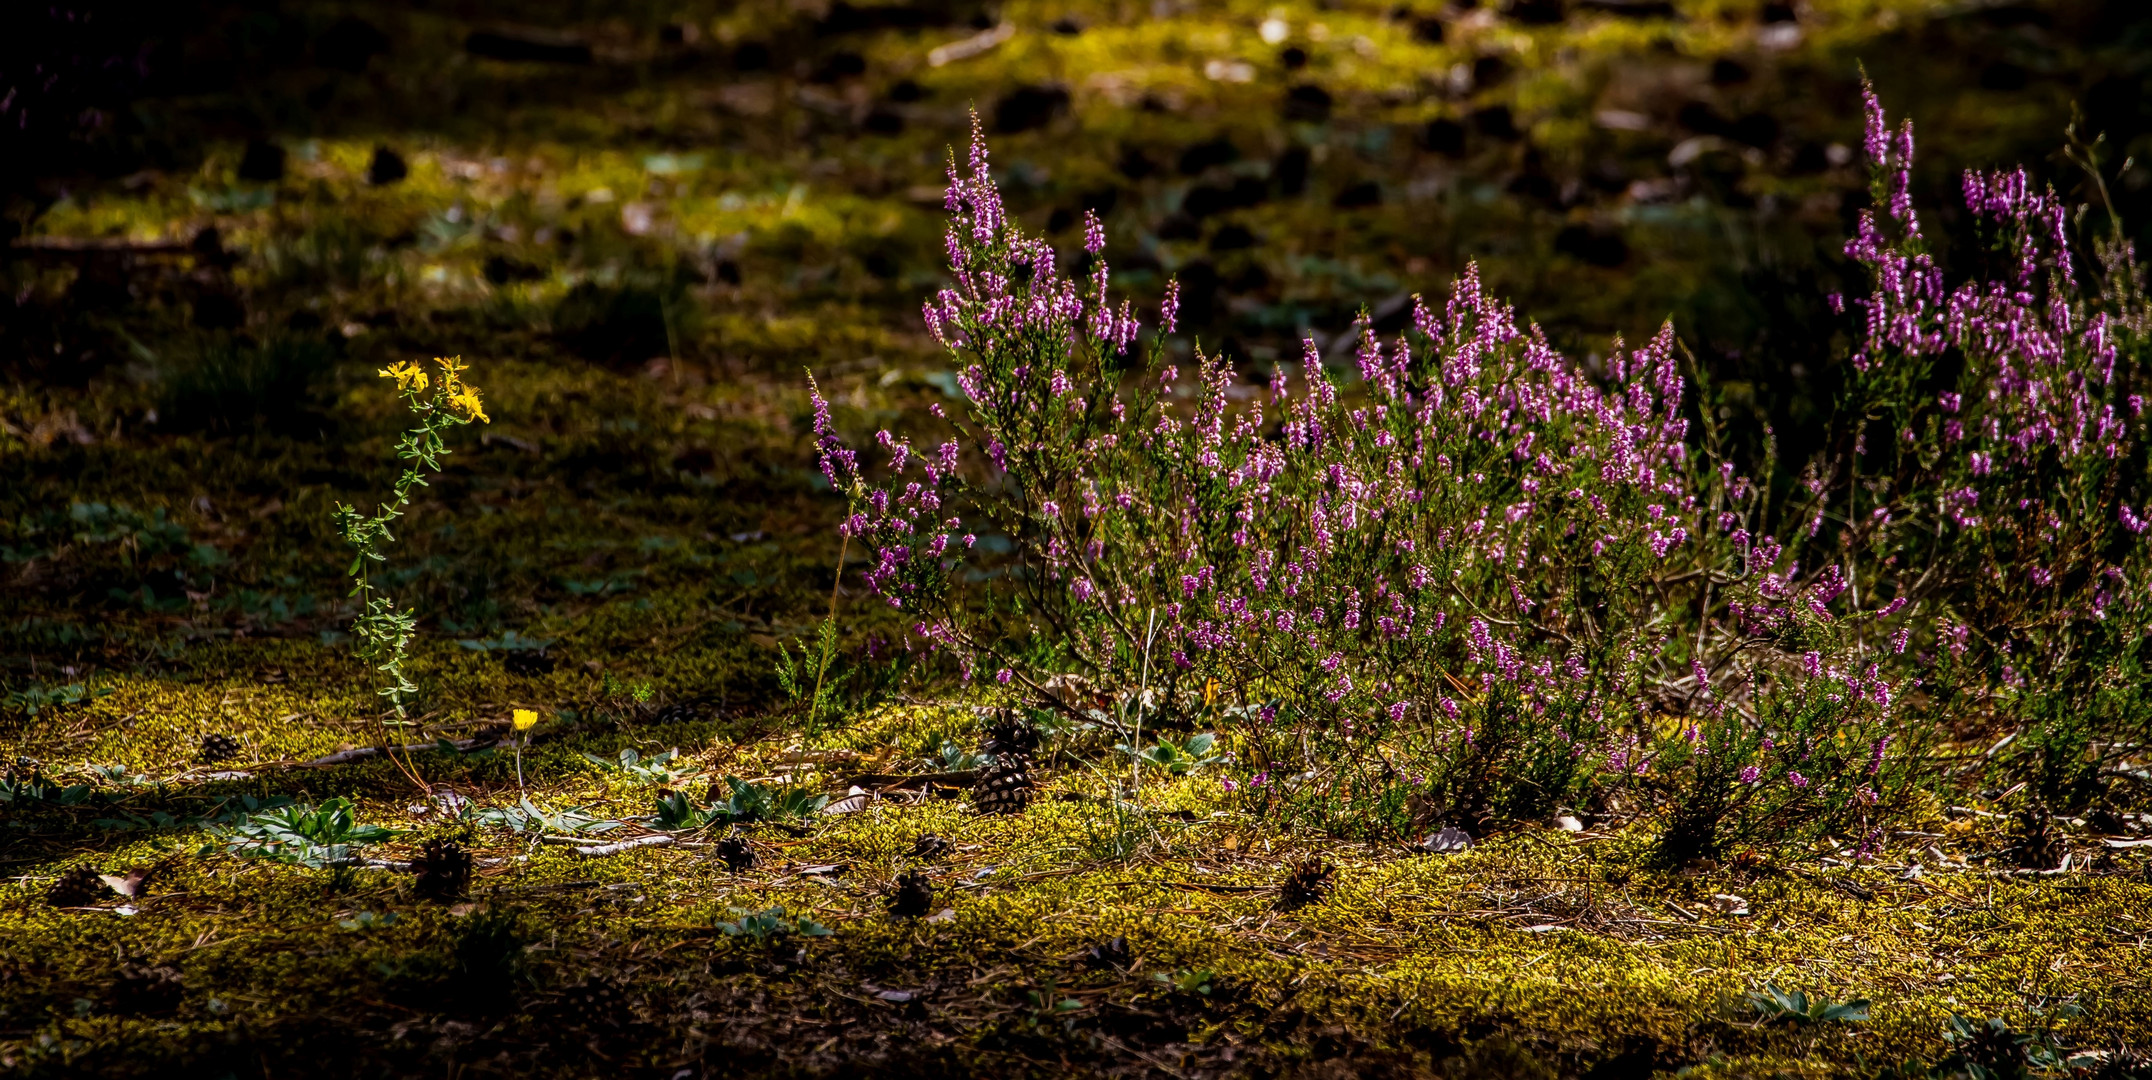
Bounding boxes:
[812,91,2150,860]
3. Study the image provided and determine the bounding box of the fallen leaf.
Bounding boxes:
[823,786,873,814]
[98,868,152,898]
[1417,826,1472,854]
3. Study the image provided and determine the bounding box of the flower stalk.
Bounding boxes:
[333,357,490,785]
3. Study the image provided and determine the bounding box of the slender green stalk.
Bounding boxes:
[1133,608,1156,799]
[807,532,850,732]
[333,357,489,773]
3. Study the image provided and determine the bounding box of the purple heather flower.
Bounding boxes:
[1868,735,1891,775]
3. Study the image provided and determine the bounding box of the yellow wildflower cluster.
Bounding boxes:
[376,356,489,423]
[378,360,428,394]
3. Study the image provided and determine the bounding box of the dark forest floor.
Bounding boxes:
[6,1,2152,1075]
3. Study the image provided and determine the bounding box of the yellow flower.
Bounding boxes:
[379,361,429,393]
[434,355,470,388]
[448,383,490,424]
[512,708,539,731]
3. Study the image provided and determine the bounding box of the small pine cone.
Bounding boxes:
[198,733,243,764]
[980,710,1041,759]
[714,836,756,872]
[2013,807,2067,870]
[909,834,951,860]
[110,959,184,1015]
[47,864,109,907]
[972,757,1035,815]
[1277,857,1335,912]
[973,711,1039,815]
[888,871,934,918]
[411,838,473,901]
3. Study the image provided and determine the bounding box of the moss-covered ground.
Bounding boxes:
[7,0,2152,1075]
[7,688,2152,1076]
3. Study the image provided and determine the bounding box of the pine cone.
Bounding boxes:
[714,836,756,872]
[198,732,243,764]
[110,959,184,1015]
[972,712,1038,816]
[972,757,1035,815]
[46,864,109,907]
[1277,857,1335,912]
[888,871,934,918]
[411,838,473,901]
[980,711,1041,759]
[2012,806,2067,870]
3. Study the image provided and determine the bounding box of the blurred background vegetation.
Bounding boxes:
[10,1,2152,413]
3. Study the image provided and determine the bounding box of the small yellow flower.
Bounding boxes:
[434,355,470,387]
[379,361,429,393]
[448,383,490,424]
[512,708,539,731]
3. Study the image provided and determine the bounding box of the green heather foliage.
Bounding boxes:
[815,94,2151,858]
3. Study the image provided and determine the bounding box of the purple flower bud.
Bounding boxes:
[1082,209,1105,255]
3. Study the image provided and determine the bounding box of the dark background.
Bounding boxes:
[3,0,2149,519]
